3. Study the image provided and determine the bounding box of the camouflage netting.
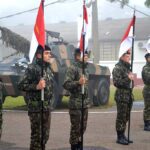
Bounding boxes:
[0,26,30,55]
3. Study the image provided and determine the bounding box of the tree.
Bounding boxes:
[145,0,150,7]
[108,0,129,8]
[108,0,150,8]
[0,26,30,55]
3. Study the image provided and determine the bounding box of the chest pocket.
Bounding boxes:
[74,67,81,81]
[74,67,89,81]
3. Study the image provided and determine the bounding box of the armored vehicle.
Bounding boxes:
[0,27,110,108]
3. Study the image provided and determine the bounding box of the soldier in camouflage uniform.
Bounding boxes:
[142,53,150,131]
[63,48,90,150]
[112,50,134,145]
[18,45,54,150]
[0,87,2,140]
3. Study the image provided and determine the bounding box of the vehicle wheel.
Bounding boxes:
[93,78,110,106]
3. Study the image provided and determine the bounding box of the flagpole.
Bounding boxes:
[41,1,45,150]
[81,0,86,149]
[130,11,135,72]
[128,10,136,144]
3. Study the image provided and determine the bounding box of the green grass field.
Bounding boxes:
[108,85,143,106]
[3,86,143,110]
[3,96,26,110]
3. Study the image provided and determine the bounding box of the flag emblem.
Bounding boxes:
[29,1,45,63]
[118,16,136,58]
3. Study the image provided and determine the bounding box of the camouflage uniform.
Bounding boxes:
[18,59,54,150]
[142,61,150,131]
[112,59,134,143]
[63,61,90,148]
[0,92,2,139]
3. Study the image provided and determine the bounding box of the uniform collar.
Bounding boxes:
[118,59,131,69]
[75,61,88,68]
[146,62,150,66]
[36,58,49,68]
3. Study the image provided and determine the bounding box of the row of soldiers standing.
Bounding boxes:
[0,46,150,149]
[0,46,90,150]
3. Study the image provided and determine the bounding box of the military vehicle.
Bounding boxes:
[0,26,110,108]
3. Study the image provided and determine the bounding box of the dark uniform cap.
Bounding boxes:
[145,53,150,59]
[84,50,88,55]
[74,48,81,56]
[45,45,51,51]
[36,45,51,55]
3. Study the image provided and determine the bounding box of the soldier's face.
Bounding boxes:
[80,54,89,62]
[121,54,131,63]
[75,54,81,61]
[83,54,89,62]
[147,57,150,62]
[43,50,52,63]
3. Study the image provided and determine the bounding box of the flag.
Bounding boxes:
[118,15,136,58]
[79,4,88,51]
[29,0,45,63]
[146,38,150,53]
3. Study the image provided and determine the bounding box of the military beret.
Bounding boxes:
[36,45,51,54]
[84,51,89,55]
[45,45,51,51]
[145,53,150,59]
[74,48,81,55]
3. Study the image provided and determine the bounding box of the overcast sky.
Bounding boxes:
[0,0,149,26]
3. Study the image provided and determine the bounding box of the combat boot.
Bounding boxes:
[71,144,79,150]
[77,141,82,150]
[144,121,150,131]
[0,129,1,140]
[116,131,128,145]
[123,134,133,143]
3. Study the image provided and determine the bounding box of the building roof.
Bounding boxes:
[3,17,150,44]
[99,17,150,41]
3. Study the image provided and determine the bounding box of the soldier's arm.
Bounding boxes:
[142,66,150,85]
[63,66,80,91]
[18,66,39,92]
[112,67,131,89]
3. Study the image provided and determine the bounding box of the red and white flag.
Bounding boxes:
[29,0,45,63]
[118,15,136,58]
[79,4,88,51]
